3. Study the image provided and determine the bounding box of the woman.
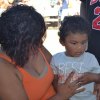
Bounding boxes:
[0,4,82,100]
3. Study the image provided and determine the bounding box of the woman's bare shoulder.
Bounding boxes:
[0,58,28,100]
[0,58,14,71]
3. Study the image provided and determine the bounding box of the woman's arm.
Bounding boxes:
[78,72,100,85]
[52,75,59,92]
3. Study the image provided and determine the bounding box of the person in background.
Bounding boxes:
[68,0,80,15]
[0,0,18,15]
[58,0,69,21]
[80,1,100,100]
[0,0,9,15]
[80,0,100,64]
[51,16,100,100]
[0,4,83,100]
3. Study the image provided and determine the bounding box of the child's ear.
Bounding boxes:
[85,42,88,51]
[59,39,65,46]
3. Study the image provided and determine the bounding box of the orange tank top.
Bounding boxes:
[0,49,56,100]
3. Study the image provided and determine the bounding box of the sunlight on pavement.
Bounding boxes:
[43,29,65,55]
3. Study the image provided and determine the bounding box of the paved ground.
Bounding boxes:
[43,28,65,55]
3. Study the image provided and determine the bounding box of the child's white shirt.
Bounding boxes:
[50,52,100,100]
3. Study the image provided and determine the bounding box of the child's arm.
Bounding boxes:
[94,83,100,100]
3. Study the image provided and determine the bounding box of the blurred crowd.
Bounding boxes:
[0,0,81,19]
[0,0,30,15]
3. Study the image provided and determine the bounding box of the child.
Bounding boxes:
[50,16,100,100]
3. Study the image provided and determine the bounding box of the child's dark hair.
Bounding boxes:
[58,16,91,43]
[0,5,46,67]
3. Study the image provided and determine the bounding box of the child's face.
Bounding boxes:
[63,33,88,57]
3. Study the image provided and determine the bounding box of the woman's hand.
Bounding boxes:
[78,72,100,85]
[56,72,84,99]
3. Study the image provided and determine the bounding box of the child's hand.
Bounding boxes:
[78,72,99,85]
[94,83,100,100]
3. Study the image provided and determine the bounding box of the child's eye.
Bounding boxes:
[70,42,77,45]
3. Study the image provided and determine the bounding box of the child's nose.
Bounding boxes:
[77,44,84,51]
[78,44,82,49]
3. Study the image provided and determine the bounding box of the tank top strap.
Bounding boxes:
[0,53,13,63]
[0,49,50,68]
[38,48,50,67]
